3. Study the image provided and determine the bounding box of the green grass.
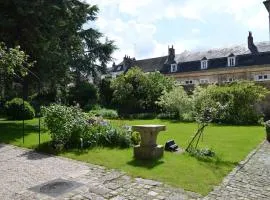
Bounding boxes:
[0,118,265,195]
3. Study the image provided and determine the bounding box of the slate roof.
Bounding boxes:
[133,56,167,72]
[175,41,270,63]
[111,41,270,74]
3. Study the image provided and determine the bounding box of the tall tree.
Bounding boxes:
[0,0,116,100]
[0,43,34,100]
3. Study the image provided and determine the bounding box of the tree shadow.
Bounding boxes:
[189,153,238,170]
[127,158,164,169]
[19,149,53,160]
[0,121,40,144]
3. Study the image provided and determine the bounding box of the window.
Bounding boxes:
[200,79,209,84]
[255,74,270,81]
[171,64,177,72]
[117,66,122,71]
[185,80,193,85]
[201,60,208,69]
[227,57,236,67]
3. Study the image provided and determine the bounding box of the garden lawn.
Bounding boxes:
[0,118,265,195]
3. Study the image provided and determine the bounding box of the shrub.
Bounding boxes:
[89,108,118,119]
[265,120,270,134]
[99,77,114,107]
[68,81,99,111]
[42,105,135,149]
[81,122,135,148]
[42,104,89,147]
[193,82,268,125]
[111,67,174,114]
[156,86,193,120]
[123,113,156,120]
[5,98,35,120]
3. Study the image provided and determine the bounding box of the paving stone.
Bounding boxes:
[204,141,270,200]
[0,144,201,200]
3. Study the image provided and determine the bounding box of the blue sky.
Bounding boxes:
[87,0,269,65]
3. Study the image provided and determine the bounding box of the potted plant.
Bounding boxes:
[265,120,270,142]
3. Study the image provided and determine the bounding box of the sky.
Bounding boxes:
[86,0,270,65]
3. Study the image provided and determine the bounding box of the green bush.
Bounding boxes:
[42,104,89,147]
[156,86,193,120]
[193,82,268,125]
[81,123,135,148]
[123,113,156,120]
[111,67,174,114]
[89,108,118,119]
[42,104,135,149]
[5,98,35,120]
[68,81,99,111]
[265,120,270,133]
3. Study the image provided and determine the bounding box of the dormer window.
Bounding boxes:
[117,66,122,71]
[228,56,236,67]
[171,64,177,72]
[201,60,208,70]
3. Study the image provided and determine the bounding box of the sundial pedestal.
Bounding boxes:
[132,125,166,160]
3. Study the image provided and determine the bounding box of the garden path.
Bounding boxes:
[204,141,270,200]
[0,144,200,200]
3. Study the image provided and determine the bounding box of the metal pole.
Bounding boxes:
[23,98,25,144]
[38,82,41,148]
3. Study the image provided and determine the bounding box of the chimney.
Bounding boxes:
[264,0,270,40]
[168,45,175,57]
[248,32,258,54]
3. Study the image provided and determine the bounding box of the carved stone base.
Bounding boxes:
[134,145,164,160]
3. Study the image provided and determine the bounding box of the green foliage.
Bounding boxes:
[0,0,116,101]
[68,81,98,110]
[42,104,135,148]
[89,108,118,119]
[188,147,216,158]
[0,43,35,100]
[5,98,35,120]
[0,43,34,77]
[193,82,268,125]
[111,68,174,114]
[124,113,157,120]
[82,124,132,148]
[265,120,270,133]
[157,86,193,121]
[99,77,114,107]
[42,104,89,147]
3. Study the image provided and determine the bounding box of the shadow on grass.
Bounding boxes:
[0,121,40,144]
[189,153,238,169]
[127,158,164,169]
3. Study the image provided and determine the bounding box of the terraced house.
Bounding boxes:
[110,0,270,86]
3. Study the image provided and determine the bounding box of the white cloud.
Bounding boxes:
[191,28,200,34]
[247,7,268,30]
[84,0,269,65]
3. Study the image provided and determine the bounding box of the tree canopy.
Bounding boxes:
[0,0,116,99]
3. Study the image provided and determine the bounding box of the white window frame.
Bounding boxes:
[200,79,209,84]
[255,74,270,81]
[170,64,178,72]
[201,60,208,70]
[227,56,236,67]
